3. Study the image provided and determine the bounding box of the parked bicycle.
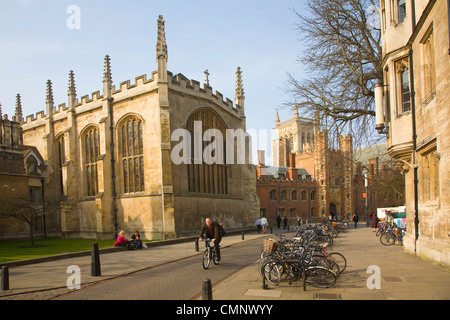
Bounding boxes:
[261,249,337,291]
[380,224,405,246]
[201,238,220,269]
[259,231,345,290]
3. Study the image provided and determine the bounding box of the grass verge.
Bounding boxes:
[0,238,114,263]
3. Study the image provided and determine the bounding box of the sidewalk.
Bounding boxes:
[1,226,449,300]
[210,226,450,300]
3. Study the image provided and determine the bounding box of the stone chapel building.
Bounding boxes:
[17,15,259,241]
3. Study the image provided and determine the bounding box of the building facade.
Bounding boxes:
[0,101,52,239]
[375,0,449,267]
[17,15,259,241]
[271,107,354,221]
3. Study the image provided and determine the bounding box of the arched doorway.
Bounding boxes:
[330,203,337,218]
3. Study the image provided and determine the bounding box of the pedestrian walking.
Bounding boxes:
[283,216,288,230]
[255,218,262,234]
[260,216,268,234]
[371,213,380,232]
[352,213,359,229]
[276,215,281,229]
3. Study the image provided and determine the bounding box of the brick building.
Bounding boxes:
[0,101,51,239]
[256,151,317,226]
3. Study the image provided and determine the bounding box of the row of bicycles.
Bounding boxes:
[376,219,406,246]
[259,224,347,291]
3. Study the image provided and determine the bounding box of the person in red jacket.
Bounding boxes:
[114,230,131,249]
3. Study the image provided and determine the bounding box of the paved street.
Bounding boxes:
[52,236,266,300]
[0,226,449,300]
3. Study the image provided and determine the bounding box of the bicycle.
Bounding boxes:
[201,238,220,269]
[261,253,337,291]
[380,225,405,246]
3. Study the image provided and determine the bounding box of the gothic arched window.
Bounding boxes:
[186,109,228,195]
[57,134,65,195]
[291,190,298,201]
[121,117,145,193]
[84,127,100,196]
[301,190,308,201]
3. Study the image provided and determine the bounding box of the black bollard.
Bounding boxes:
[202,279,213,300]
[195,238,199,252]
[91,243,101,277]
[1,266,9,291]
[270,226,273,234]
[241,232,245,240]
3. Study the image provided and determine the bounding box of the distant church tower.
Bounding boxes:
[272,105,319,168]
[271,108,354,219]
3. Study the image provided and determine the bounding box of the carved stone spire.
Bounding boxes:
[67,70,77,111]
[294,103,299,119]
[156,15,168,62]
[46,79,54,115]
[103,55,112,98]
[68,70,76,97]
[235,67,245,104]
[0,102,2,120]
[103,55,112,84]
[276,109,280,124]
[15,94,23,123]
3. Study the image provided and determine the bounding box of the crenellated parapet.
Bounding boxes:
[256,177,316,184]
[168,72,241,116]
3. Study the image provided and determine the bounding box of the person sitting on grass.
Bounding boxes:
[131,230,143,249]
[114,230,131,249]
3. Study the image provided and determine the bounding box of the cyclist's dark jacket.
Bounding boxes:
[200,221,222,241]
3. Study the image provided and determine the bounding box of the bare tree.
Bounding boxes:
[285,0,383,147]
[0,194,66,247]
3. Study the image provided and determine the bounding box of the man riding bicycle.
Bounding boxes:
[199,217,222,261]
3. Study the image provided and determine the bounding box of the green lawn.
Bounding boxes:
[0,238,115,263]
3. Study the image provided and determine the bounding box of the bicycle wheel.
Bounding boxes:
[305,266,337,288]
[258,254,274,276]
[262,260,282,286]
[202,249,211,269]
[380,233,395,246]
[331,228,339,238]
[311,254,340,276]
[329,252,347,274]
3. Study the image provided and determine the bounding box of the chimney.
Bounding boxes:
[256,150,267,178]
[258,150,265,166]
[287,153,297,180]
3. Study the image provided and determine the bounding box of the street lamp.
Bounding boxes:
[364,171,369,226]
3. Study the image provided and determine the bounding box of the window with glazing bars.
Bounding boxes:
[186,109,228,195]
[121,117,145,193]
[84,127,99,196]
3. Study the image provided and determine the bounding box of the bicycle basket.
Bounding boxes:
[264,240,279,253]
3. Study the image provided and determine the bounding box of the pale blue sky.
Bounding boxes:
[0,0,308,164]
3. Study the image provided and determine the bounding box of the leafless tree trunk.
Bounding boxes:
[285,0,383,147]
[0,195,69,247]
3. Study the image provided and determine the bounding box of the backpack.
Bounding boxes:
[217,222,226,237]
